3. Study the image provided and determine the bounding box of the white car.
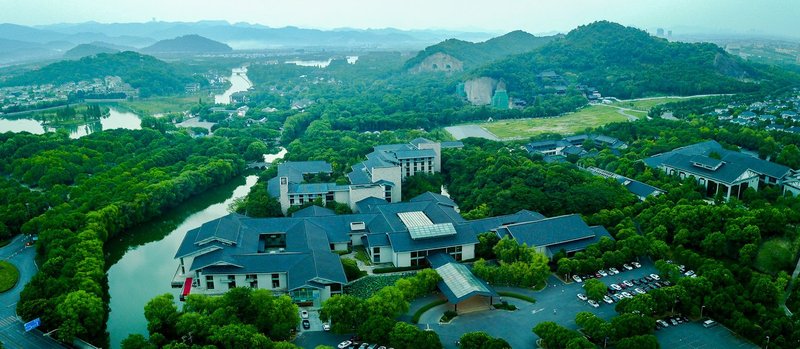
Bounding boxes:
[632,262,642,268]
[634,287,646,295]
[684,270,695,277]
[678,265,686,272]
[338,341,353,349]
[623,263,633,270]
[608,267,619,275]
[572,274,583,283]
[621,292,633,298]
[588,300,600,308]
[300,310,309,319]
[650,274,661,281]
[610,283,622,291]
[598,270,608,277]
[657,319,669,327]
[577,293,588,301]
[603,295,614,304]
[323,322,331,331]
[623,280,634,287]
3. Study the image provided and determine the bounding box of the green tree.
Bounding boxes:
[777,144,800,169]
[55,290,104,343]
[583,279,607,301]
[121,334,156,349]
[611,313,654,340]
[144,293,180,338]
[245,141,269,162]
[320,295,366,333]
[615,334,659,349]
[209,323,272,349]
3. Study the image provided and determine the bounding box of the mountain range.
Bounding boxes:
[417,21,787,99]
[0,21,496,66]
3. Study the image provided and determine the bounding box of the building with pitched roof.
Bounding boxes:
[643,140,798,199]
[174,192,612,304]
[268,139,442,214]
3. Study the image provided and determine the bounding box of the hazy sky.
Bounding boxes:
[2,0,799,37]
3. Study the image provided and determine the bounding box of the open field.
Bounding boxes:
[480,104,632,139]
[118,95,206,115]
[612,96,710,111]
[0,261,19,292]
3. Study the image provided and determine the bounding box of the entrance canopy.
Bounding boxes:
[427,253,497,304]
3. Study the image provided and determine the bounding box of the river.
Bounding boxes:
[105,175,257,348]
[214,67,252,105]
[0,106,141,138]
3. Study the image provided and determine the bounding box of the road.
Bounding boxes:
[0,235,67,349]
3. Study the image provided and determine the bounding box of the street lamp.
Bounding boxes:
[700,305,706,319]
[766,335,770,349]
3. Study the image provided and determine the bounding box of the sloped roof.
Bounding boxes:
[409,192,458,207]
[428,253,497,304]
[292,205,336,218]
[499,214,595,248]
[546,226,614,255]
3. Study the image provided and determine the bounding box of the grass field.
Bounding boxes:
[481,104,632,139]
[0,261,19,293]
[755,238,797,274]
[119,95,206,115]
[612,96,707,111]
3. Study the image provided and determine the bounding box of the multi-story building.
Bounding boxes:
[268,138,442,214]
[174,192,612,305]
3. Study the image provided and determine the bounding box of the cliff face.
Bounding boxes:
[409,53,464,74]
[464,77,497,105]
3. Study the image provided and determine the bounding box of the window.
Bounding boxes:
[247,274,258,288]
[373,247,381,263]
[272,273,280,288]
[206,275,215,289]
[227,275,236,289]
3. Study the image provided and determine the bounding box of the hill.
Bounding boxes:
[2,51,196,97]
[405,30,556,71]
[63,42,125,59]
[474,21,773,99]
[140,34,233,54]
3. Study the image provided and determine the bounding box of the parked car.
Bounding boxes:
[650,273,661,280]
[657,319,669,327]
[632,279,641,285]
[577,293,588,301]
[608,267,619,275]
[623,280,634,287]
[338,341,353,349]
[358,344,370,349]
[632,262,642,268]
[621,292,633,298]
[603,295,614,304]
[644,275,654,282]
[300,310,309,319]
[662,280,672,286]
[598,269,608,277]
[302,319,311,329]
[678,265,686,272]
[634,287,646,295]
[594,272,602,278]
[684,270,695,277]
[610,283,622,291]
[639,277,649,284]
[572,275,583,283]
[323,322,331,331]
[670,318,678,326]
[623,263,633,270]
[588,300,600,308]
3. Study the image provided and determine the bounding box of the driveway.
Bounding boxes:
[416,261,754,349]
[0,235,67,349]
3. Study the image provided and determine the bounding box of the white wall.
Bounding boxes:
[371,166,402,202]
[461,244,475,260]
[347,185,386,211]
[394,252,411,267]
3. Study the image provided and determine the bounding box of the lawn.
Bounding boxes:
[345,273,413,299]
[0,261,19,293]
[755,238,797,274]
[612,96,708,112]
[481,104,630,139]
[118,95,205,115]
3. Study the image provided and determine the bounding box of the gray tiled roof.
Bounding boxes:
[546,226,613,255]
[394,149,436,160]
[409,192,457,207]
[499,214,595,248]
[292,205,336,218]
[617,177,663,199]
[644,140,792,184]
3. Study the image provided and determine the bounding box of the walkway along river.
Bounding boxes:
[105,175,257,348]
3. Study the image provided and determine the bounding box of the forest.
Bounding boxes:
[0,129,244,346]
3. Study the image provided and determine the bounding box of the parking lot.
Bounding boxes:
[656,321,756,349]
[291,260,756,349]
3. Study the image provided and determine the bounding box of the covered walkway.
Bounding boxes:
[427,253,497,313]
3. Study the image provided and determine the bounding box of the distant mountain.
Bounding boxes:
[405,30,558,70]
[2,51,196,97]
[140,34,232,54]
[474,21,775,99]
[63,42,131,59]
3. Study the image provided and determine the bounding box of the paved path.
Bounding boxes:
[0,235,67,349]
[779,255,800,315]
[444,125,500,141]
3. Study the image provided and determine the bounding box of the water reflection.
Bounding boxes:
[0,106,141,138]
[106,175,257,349]
[214,67,252,105]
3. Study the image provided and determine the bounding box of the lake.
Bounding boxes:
[214,67,252,105]
[105,175,257,348]
[285,56,359,68]
[0,106,141,138]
